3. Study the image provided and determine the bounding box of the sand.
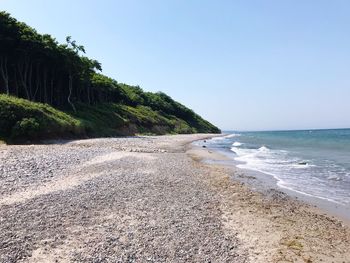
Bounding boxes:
[188,145,350,262]
[0,134,349,262]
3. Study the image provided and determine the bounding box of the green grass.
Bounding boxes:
[0,95,219,143]
[72,103,196,136]
[72,103,127,136]
[0,95,85,143]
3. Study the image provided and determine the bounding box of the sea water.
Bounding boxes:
[205,129,350,207]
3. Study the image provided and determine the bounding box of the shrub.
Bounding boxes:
[11,117,40,138]
[0,95,85,142]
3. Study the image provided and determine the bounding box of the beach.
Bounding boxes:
[0,134,349,262]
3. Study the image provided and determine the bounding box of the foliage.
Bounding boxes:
[0,94,219,143]
[12,117,40,138]
[0,12,220,141]
[0,94,84,142]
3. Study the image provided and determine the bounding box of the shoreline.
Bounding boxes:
[187,140,350,262]
[193,137,350,225]
[0,134,349,262]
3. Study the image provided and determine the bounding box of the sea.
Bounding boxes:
[202,129,350,215]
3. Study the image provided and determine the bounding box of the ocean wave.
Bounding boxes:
[210,137,226,141]
[231,146,347,204]
[212,130,350,206]
[258,146,270,152]
[235,153,343,204]
[276,180,342,204]
[230,147,255,157]
[208,133,242,143]
[327,175,341,181]
[225,133,241,138]
[231,145,272,157]
[291,163,315,169]
[232,141,243,147]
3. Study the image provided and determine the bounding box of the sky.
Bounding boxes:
[1,0,350,131]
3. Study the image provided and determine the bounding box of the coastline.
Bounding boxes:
[0,134,349,262]
[194,138,350,225]
[187,141,350,262]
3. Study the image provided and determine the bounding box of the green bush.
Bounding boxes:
[12,118,40,138]
[0,93,220,143]
[0,95,85,142]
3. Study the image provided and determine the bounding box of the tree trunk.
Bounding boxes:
[13,67,19,96]
[27,60,33,100]
[33,63,41,100]
[43,68,48,103]
[50,69,55,105]
[68,73,76,112]
[87,81,91,104]
[17,60,30,100]
[0,56,9,95]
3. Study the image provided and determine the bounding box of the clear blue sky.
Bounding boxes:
[2,0,350,131]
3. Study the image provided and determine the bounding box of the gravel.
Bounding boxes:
[0,135,245,262]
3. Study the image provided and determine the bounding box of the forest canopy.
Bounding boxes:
[0,11,220,141]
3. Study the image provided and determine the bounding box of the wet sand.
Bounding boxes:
[188,144,350,262]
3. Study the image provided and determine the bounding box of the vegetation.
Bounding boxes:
[0,12,220,142]
[0,94,84,142]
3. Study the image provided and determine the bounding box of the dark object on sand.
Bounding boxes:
[202,145,207,148]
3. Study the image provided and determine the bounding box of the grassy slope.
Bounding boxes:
[0,95,219,143]
[0,95,85,142]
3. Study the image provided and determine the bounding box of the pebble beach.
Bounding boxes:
[0,135,349,262]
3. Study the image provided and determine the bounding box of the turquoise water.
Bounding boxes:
[207,129,350,206]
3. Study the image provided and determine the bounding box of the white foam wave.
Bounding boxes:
[230,147,255,156]
[230,145,345,205]
[231,145,272,158]
[258,146,270,152]
[209,133,242,142]
[276,180,342,204]
[232,141,243,147]
[210,137,226,141]
[291,163,314,169]
[327,175,341,181]
[225,133,241,138]
[234,155,342,204]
